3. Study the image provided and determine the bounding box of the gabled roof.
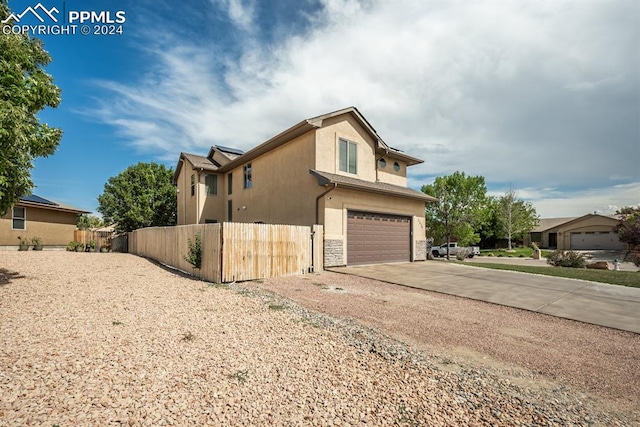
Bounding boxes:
[532,217,578,232]
[182,152,218,171]
[216,106,424,173]
[309,169,438,202]
[174,152,218,184]
[17,195,89,214]
[533,214,623,232]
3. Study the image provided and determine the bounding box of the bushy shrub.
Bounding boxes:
[456,248,470,260]
[184,233,202,269]
[546,250,586,268]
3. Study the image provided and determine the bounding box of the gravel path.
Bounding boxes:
[1,252,638,426]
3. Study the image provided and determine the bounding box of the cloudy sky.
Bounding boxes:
[12,0,640,217]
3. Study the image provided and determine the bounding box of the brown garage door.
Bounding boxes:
[347,211,411,265]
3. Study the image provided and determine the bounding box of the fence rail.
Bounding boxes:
[128,222,323,282]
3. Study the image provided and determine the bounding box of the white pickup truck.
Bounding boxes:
[431,242,480,258]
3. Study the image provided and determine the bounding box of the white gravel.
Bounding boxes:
[0,251,638,426]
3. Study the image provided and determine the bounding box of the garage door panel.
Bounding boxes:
[570,231,626,250]
[347,211,410,265]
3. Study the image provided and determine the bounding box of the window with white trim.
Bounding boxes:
[12,207,26,230]
[339,138,357,174]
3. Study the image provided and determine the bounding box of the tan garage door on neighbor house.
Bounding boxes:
[570,231,626,250]
[347,211,411,265]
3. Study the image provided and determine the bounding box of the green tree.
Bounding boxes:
[97,162,177,233]
[477,196,501,248]
[614,207,640,249]
[616,206,638,215]
[77,214,104,230]
[0,2,62,216]
[422,171,488,258]
[496,189,539,249]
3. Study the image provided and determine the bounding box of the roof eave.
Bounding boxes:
[217,120,316,173]
[17,201,90,214]
[309,170,437,203]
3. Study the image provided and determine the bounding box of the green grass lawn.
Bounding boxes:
[479,248,551,258]
[464,262,640,288]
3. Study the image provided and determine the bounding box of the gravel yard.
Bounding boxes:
[1,252,638,426]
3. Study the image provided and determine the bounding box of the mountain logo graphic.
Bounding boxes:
[2,3,60,24]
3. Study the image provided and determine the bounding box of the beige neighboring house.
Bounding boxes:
[0,195,89,248]
[174,106,437,267]
[525,213,626,250]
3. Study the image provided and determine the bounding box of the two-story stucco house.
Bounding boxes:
[174,107,437,267]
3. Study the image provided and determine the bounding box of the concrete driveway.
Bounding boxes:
[330,261,640,334]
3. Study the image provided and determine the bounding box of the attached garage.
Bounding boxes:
[347,211,411,265]
[570,231,626,250]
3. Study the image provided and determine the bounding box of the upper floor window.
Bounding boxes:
[12,207,26,230]
[227,173,233,195]
[378,158,386,168]
[339,138,357,174]
[243,163,252,189]
[393,161,401,172]
[190,174,195,196]
[205,174,217,195]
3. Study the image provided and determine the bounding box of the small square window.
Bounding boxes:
[12,207,26,230]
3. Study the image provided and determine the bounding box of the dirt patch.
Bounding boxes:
[255,271,640,418]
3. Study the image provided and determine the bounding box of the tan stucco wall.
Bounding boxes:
[315,115,378,181]
[224,131,319,225]
[0,206,78,246]
[176,162,197,225]
[377,162,407,186]
[319,187,426,265]
[554,216,620,250]
[315,114,409,186]
[197,173,224,223]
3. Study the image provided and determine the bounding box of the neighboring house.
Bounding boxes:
[174,106,437,267]
[0,195,89,248]
[525,213,626,250]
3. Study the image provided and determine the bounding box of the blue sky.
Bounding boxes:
[6,0,640,217]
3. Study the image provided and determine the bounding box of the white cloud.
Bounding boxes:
[528,182,640,218]
[92,0,639,217]
[210,0,256,32]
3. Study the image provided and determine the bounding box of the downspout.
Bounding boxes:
[313,182,337,273]
[315,183,338,225]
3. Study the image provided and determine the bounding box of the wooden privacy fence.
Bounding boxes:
[74,230,114,249]
[128,223,323,283]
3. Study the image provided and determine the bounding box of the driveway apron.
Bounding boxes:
[330,262,640,334]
